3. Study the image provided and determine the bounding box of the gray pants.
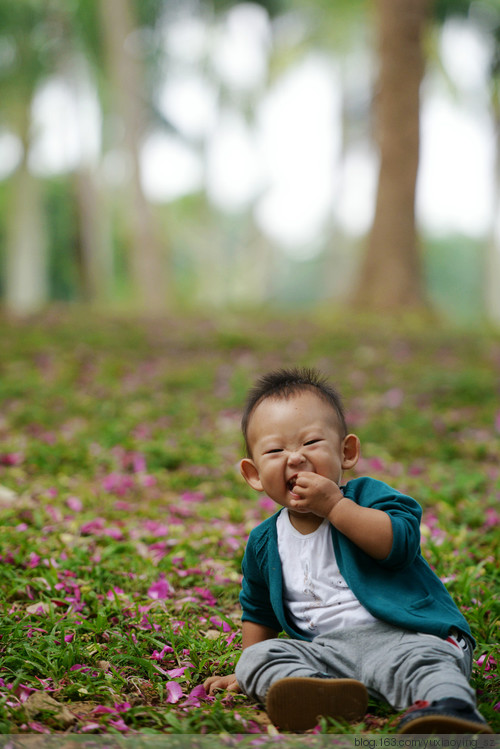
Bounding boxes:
[235,621,475,711]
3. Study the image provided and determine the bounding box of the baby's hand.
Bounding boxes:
[203,673,240,695]
[290,472,344,517]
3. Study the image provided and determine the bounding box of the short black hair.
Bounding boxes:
[241,367,347,456]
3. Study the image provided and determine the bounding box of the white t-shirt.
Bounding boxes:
[276,508,377,637]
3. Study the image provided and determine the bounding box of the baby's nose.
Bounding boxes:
[288,450,306,465]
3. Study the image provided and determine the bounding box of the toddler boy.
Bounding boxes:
[204,368,491,733]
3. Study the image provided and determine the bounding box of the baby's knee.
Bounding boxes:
[236,640,275,674]
[235,640,282,702]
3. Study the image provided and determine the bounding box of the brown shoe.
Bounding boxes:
[266,676,368,732]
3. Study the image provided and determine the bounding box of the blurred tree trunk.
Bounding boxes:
[352,0,431,310]
[74,167,113,303]
[5,104,48,315]
[486,66,500,323]
[56,8,114,307]
[99,0,169,313]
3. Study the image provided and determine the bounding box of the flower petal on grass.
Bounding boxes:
[80,722,101,732]
[209,616,231,632]
[106,586,126,600]
[165,682,183,704]
[182,685,209,708]
[108,718,129,731]
[93,706,116,715]
[26,721,51,733]
[151,645,174,661]
[147,576,173,599]
[66,496,83,512]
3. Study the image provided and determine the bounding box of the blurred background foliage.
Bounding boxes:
[0,0,499,322]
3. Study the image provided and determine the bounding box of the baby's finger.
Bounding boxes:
[293,475,311,490]
[295,471,314,482]
[290,483,308,498]
[290,498,310,511]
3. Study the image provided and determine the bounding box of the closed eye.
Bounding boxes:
[265,448,283,454]
[304,439,322,446]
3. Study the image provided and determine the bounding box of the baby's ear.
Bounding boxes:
[342,434,360,470]
[240,459,264,491]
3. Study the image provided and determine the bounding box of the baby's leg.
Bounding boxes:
[235,637,367,731]
[359,627,476,709]
[235,637,334,703]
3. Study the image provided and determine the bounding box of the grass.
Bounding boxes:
[0,308,498,736]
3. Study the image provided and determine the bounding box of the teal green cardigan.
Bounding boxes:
[240,477,473,643]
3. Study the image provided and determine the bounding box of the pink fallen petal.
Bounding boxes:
[80,518,105,535]
[151,645,174,661]
[147,576,173,600]
[132,454,147,473]
[183,684,209,707]
[165,682,183,704]
[180,491,204,503]
[166,667,187,678]
[258,496,275,512]
[114,702,132,712]
[27,553,41,568]
[151,664,169,676]
[93,706,117,715]
[114,500,132,511]
[27,721,51,734]
[209,616,231,632]
[0,452,24,466]
[80,722,101,732]
[66,496,83,512]
[106,587,125,600]
[485,508,499,527]
[102,473,135,496]
[193,587,216,605]
[103,527,124,540]
[144,520,169,537]
[64,633,74,643]
[108,718,129,732]
[18,685,36,702]
[476,654,497,671]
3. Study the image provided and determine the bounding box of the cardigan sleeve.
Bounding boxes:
[343,477,422,570]
[239,532,282,633]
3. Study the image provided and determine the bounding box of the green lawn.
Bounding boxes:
[0,310,498,735]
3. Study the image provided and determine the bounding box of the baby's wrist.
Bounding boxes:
[327,495,349,526]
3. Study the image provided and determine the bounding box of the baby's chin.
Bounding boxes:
[288,506,315,516]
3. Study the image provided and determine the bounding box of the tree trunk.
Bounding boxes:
[352,0,431,310]
[4,105,48,316]
[74,167,113,303]
[485,78,500,323]
[99,0,169,313]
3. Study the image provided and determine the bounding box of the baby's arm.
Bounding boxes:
[203,621,277,695]
[291,473,393,559]
[327,496,393,559]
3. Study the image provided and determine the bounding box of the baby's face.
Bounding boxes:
[242,390,349,510]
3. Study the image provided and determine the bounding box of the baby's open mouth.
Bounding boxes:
[286,476,298,492]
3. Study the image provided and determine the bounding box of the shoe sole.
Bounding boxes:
[266,676,368,732]
[399,715,493,734]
